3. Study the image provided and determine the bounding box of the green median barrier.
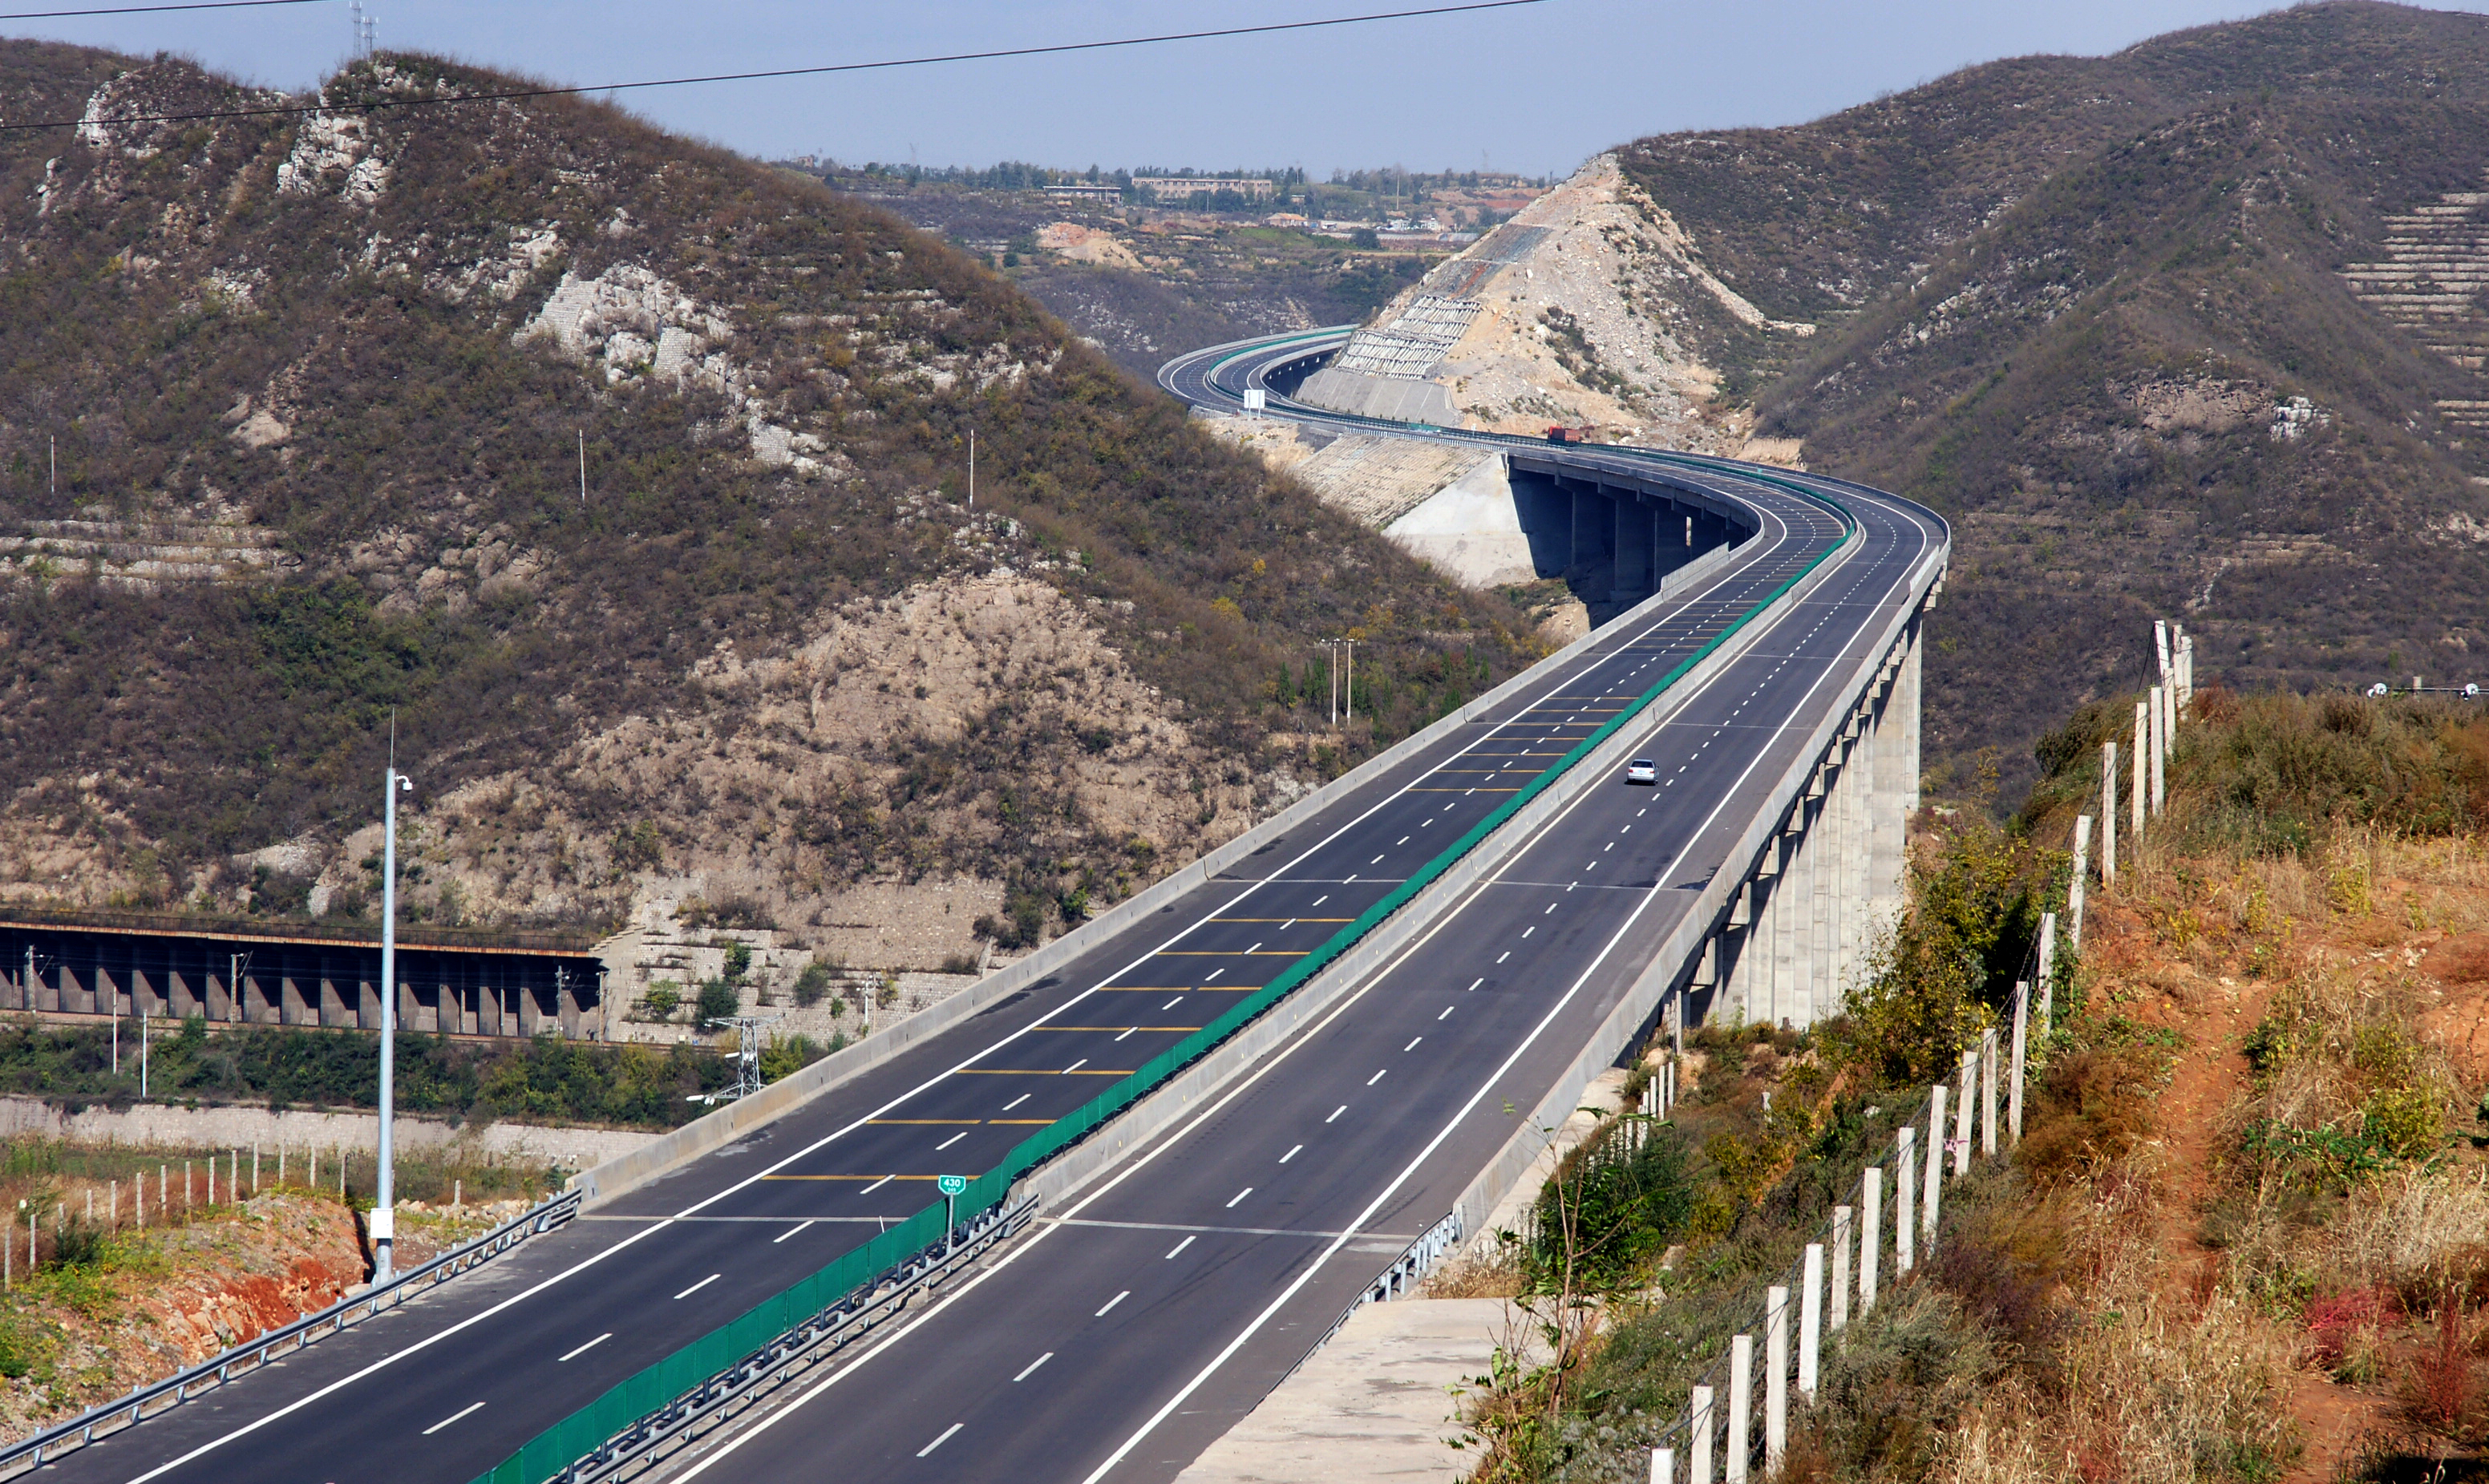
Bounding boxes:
[472,479,1859,1484]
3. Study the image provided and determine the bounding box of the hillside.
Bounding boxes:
[1445,686,2489,1483]
[1279,2,2489,807]
[0,44,1536,954]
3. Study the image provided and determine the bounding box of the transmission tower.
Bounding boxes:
[703,1013,785,1102]
[348,2,376,58]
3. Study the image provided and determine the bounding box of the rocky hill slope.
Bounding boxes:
[0,44,1535,955]
[1301,2,2489,805]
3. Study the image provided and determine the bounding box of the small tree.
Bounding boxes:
[695,977,741,1025]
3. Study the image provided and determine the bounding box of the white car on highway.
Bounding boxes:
[1624,758,1657,785]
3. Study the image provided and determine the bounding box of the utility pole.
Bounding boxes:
[967,427,975,511]
[1343,639,1354,724]
[578,431,586,505]
[47,437,54,499]
[374,722,411,1281]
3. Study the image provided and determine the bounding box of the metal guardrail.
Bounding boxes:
[1276,1207,1466,1395]
[555,1198,1040,1484]
[0,1190,582,1478]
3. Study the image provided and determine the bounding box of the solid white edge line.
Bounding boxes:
[421,1401,485,1437]
[125,1216,678,1482]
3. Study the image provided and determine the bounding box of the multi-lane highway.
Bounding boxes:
[42,332,1941,1484]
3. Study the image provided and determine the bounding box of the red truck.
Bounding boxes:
[1544,425,1600,444]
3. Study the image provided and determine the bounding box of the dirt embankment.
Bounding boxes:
[1986,834,2489,1481]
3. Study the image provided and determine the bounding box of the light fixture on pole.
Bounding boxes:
[374,735,412,1281]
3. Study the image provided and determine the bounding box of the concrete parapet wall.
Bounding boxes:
[0,1097,654,1171]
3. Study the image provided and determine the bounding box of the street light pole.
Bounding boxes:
[374,745,411,1281]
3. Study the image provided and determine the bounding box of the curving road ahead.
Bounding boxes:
[40,333,1941,1484]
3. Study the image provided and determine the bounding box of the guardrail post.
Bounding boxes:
[1894,1131,1914,1275]
[1829,1205,1852,1332]
[1724,1333,1752,1482]
[1764,1285,1789,1467]
[1689,1383,1714,1484]
[1798,1243,1823,1397]
[1860,1169,1880,1315]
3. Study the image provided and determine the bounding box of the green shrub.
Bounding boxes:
[694,977,741,1026]
[792,960,836,1009]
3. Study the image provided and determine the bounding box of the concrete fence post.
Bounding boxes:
[1894,1130,1915,1274]
[2100,744,2118,885]
[2155,618,2172,693]
[1690,1384,1715,1484]
[1922,1086,1945,1243]
[1799,1244,1824,1397]
[2069,815,2091,951]
[1765,1284,1790,1467]
[1725,1333,1753,1482]
[1653,1448,1673,1484]
[1980,1027,1998,1158]
[1830,1204,1852,1332]
[2009,981,2029,1144]
[2149,685,2167,816]
[1953,1053,1975,1177]
[1860,1168,1881,1313]
[2038,912,2058,1029]
[2131,702,2147,840]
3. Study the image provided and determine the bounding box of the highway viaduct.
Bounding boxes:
[10,328,1945,1484]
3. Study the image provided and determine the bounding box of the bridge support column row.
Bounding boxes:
[1703,614,1927,1031]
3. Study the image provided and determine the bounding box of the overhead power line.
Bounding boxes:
[1,0,1545,132]
[0,0,326,18]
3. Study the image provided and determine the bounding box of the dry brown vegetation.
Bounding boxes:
[1610,2,2489,806]
[0,42,1538,948]
[1451,689,2489,1483]
[0,1137,556,1443]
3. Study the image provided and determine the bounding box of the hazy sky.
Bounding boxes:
[17,0,2489,177]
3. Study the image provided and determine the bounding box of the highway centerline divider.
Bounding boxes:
[472,493,1860,1484]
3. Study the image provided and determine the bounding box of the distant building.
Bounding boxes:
[1264,212,1309,228]
[1045,184,1123,203]
[1131,176,1277,201]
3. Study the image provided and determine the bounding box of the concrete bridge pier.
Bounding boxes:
[1702,608,1924,1032]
